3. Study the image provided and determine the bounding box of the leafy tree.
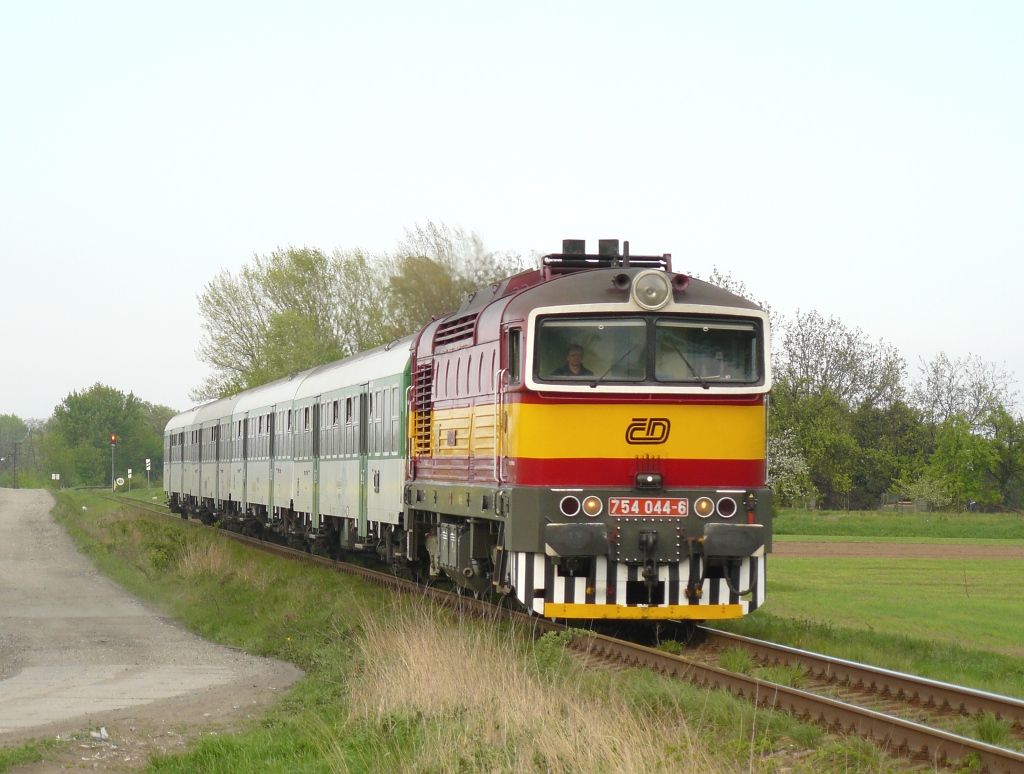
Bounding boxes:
[983,407,1024,508]
[0,413,27,460]
[194,261,272,399]
[766,427,817,507]
[395,222,522,289]
[892,470,953,511]
[193,225,524,401]
[849,400,929,508]
[775,309,905,410]
[910,352,1016,433]
[770,381,860,508]
[926,415,1000,509]
[49,384,169,487]
[0,414,28,486]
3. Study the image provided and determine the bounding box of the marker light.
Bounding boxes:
[559,495,581,517]
[695,497,715,518]
[631,270,672,310]
[717,497,738,519]
[582,496,603,517]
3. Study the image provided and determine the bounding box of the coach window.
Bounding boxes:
[391,386,399,454]
[370,391,377,454]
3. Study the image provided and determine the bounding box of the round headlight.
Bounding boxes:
[631,270,672,310]
[559,495,581,517]
[695,497,715,518]
[582,496,603,517]
[717,497,737,519]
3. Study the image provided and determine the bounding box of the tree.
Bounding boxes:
[395,222,522,289]
[769,381,861,508]
[766,427,818,507]
[0,414,27,460]
[926,415,1000,509]
[383,255,478,340]
[849,400,929,508]
[49,384,168,486]
[194,261,272,399]
[192,225,525,401]
[910,352,1016,433]
[384,223,525,340]
[983,407,1024,509]
[775,310,906,410]
[0,414,28,487]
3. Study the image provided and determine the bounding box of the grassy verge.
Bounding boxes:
[0,739,58,772]
[775,509,1024,539]
[25,490,906,773]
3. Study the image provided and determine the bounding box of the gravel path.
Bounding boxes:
[0,488,303,768]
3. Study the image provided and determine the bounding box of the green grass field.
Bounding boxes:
[720,508,1024,698]
[775,508,1024,540]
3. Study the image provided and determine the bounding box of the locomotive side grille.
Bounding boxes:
[412,361,434,457]
[433,312,479,347]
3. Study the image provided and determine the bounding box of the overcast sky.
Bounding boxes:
[2,2,1021,420]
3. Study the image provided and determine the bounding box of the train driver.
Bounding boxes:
[552,344,594,377]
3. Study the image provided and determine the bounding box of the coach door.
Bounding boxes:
[311,398,321,530]
[358,384,370,538]
[267,409,276,523]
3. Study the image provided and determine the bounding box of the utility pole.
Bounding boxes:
[110,434,117,492]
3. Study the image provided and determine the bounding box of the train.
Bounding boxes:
[165,239,773,621]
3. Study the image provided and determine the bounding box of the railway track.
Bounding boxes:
[698,628,1024,731]
[106,494,1024,772]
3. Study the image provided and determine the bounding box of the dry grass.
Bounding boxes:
[175,534,271,591]
[334,596,722,773]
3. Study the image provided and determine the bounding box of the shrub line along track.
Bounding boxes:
[108,495,1024,772]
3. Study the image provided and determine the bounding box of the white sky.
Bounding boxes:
[2,2,1021,420]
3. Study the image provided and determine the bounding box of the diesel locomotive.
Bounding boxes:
[165,239,773,621]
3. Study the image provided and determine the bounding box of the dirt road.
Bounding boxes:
[0,488,302,768]
[773,540,1024,559]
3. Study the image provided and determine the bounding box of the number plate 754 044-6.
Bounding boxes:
[608,497,688,517]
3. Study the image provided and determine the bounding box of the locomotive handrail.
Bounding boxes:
[493,368,507,483]
[404,384,414,479]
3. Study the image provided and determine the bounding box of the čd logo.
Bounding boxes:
[625,418,671,445]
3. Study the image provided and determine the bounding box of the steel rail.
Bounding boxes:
[107,496,1024,771]
[700,627,1024,729]
[571,632,1024,773]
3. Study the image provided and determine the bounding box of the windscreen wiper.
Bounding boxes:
[670,342,710,389]
[590,347,636,388]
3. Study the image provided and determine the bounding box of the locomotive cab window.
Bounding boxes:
[536,318,646,382]
[535,315,763,386]
[654,319,759,384]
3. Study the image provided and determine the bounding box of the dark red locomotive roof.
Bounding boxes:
[412,239,763,364]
